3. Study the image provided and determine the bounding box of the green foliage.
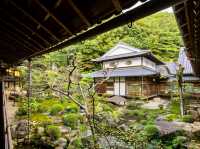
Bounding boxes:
[46,125,61,140]
[64,102,79,113]
[50,104,64,115]
[16,99,39,116]
[165,114,178,121]
[127,109,145,118]
[31,114,53,125]
[126,101,141,110]
[63,113,80,129]
[37,103,49,113]
[181,115,193,123]
[169,99,180,115]
[172,136,187,148]
[143,125,160,140]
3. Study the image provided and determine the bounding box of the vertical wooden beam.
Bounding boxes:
[0,78,5,149]
[27,59,32,143]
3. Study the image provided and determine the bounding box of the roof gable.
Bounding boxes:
[178,47,193,74]
[102,43,142,57]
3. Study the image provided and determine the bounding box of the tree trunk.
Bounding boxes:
[179,86,184,116]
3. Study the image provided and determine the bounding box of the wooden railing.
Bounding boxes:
[3,89,13,149]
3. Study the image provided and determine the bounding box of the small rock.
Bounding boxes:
[37,127,44,135]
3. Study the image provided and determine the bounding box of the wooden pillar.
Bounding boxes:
[27,59,32,143]
[0,80,5,149]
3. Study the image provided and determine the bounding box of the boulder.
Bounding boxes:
[15,120,29,139]
[187,110,199,120]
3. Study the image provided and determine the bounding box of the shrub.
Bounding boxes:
[127,102,141,110]
[65,102,79,113]
[63,113,80,129]
[126,109,145,119]
[158,104,164,110]
[165,114,178,121]
[16,105,27,116]
[31,114,53,126]
[172,136,187,148]
[46,125,61,140]
[50,104,64,115]
[144,125,160,140]
[37,104,48,113]
[181,115,193,123]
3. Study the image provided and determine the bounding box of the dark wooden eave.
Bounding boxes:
[0,0,185,66]
[174,0,200,76]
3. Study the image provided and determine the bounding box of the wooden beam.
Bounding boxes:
[0,27,36,52]
[111,0,122,12]
[0,17,44,50]
[174,5,185,13]
[34,0,72,35]
[68,0,91,27]
[0,9,50,46]
[23,0,186,59]
[8,0,60,42]
[184,1,193,49]
[180,23,187,28]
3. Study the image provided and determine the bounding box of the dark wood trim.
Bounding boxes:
[24,0,185,59]
[68,0,91,27]
[8,0,60,42]
[34,0,72,35]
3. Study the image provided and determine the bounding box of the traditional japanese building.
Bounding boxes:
[90,43,200,98]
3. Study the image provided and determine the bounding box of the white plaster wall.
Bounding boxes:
[119,77,125,96]
[103,57,142,69]
[143,57,156,70]
[114,77,125,96]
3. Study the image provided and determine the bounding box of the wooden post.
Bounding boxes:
[27,59,32,143]
[0,79,5,148]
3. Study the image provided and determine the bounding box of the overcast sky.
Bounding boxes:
[123,2,174,13]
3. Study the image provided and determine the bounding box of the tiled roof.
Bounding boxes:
[93,43,164,64]
[90,67,158,78]
[178,47,193,74]
[166,62,177,75]
[166,48,194,75]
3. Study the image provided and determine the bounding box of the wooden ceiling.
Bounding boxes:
[0,0,187,68]
[174,0,200,76]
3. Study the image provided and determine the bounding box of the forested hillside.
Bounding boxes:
[43,12,182,72]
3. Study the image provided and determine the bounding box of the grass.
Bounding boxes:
[31,113,53,125]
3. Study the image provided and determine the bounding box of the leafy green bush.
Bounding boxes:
[165,114,178,121]
[31,114,53,126]
[37,104,48,113]
[126,109,145,118]
[158,104,164,110]
[16,105,28,116]
[172,136,187,148]
[16,100,39,116]
[65,102,79,113]
[63,113,80,129]
[127,102,141,110]
[144,125,160,140]
[46,125,61,140]
[169,99,180,115]
[50,104,64,115]
[181,115,193,123]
